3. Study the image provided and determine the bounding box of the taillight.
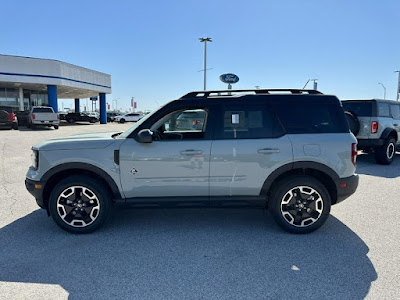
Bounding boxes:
[371,121,378,134]
[32,113,36,120]
[351,143,357,166]
[57,114,60,119]
[8,112,16,122]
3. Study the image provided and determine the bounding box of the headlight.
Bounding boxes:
[31,149,39,170]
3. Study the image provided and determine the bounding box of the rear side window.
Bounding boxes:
[32,107,54,113]
[390,104,400,119]
[218,103,284,139]
[378,103,390,117]
[342,101,373,116]
[272,102,348,134]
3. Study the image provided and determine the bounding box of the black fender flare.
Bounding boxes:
[41,162,122,198]
[380,128,397,141]
[260,161,339,195]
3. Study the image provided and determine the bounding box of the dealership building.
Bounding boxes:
[0,54,111,123]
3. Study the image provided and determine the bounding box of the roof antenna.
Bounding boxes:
[302,79,310,89]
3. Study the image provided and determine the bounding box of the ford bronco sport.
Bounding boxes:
[342,99,400,164]
[26,89,359,234]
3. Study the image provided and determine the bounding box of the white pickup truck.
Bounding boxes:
[27,106,60,129]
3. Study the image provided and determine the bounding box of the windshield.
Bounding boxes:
[118,110,157,138]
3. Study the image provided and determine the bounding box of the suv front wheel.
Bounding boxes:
[48,176,112,233]
[269,176,331,234]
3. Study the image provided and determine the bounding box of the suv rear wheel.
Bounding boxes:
[269,176,331,234]
[48,176,112,233]
[375,137,396,165]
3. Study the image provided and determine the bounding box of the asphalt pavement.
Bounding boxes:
[0,123,399,299]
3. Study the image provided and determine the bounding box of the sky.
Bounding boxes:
[1,0,400,111]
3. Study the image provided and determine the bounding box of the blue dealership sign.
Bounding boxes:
[220,73,239,84]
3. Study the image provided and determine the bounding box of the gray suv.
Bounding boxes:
[26,89,359,234]
[342,99,400,164]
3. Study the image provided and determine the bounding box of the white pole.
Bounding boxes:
[19,87,24,111]
[378,83,386,99]
[199,37,212,91]
[396,71,400,102]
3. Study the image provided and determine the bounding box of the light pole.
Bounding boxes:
[112,98,119,111]
[395,71,400,102]
[378,82,386,99]
[311,79,318,90]
[199,37,212,90]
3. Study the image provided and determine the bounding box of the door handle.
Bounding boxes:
[180,150,203,155]
[258,148,280,154]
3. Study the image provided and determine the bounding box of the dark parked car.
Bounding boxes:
[59,112,67,121]
[107,112,120,122]
[65,112,99,124]
[0,106,18,130]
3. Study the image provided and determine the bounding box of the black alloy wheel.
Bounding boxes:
[269,176,331,234]
[49,176,112,233]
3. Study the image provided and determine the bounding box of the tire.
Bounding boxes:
[12,123,18,130]
[375,137,396,165]
[344,111,360,136]
[90,119,96,123]
[119,119,125,124]
[48,175,112,234]
[67,118,75,123]
[54,125,59,129]
[269,176,331,234]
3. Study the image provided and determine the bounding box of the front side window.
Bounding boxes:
[151,108,208,141]
[219,103,283,139]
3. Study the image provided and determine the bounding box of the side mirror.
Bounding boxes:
[137,129,153,143]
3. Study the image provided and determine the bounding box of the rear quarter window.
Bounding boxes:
[271,102,348,134]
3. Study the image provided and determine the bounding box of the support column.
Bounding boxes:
[74,98,80,113]
[99,93,107,124]
[19,88,24,111]
[47,85,58,113]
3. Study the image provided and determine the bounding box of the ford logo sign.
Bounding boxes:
[220,73,239,84]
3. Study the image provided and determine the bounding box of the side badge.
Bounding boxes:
[130,168,138,174]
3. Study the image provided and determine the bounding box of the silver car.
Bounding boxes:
[26,89,359,234]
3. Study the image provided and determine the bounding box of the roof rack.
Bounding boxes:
[180,89,323,99]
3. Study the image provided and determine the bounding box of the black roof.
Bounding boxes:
[180,89,322,99]
[177,89,339,105]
